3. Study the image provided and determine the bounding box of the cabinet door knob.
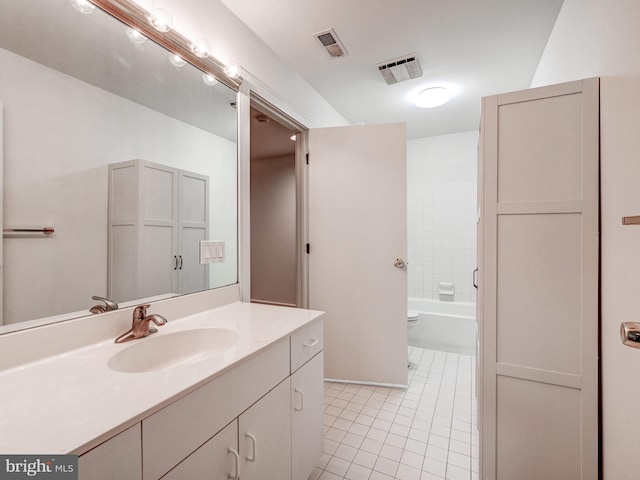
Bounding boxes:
[294,388,305,411]
[303,338,319,348]
[227,448,239,479]
[245,432,257,462]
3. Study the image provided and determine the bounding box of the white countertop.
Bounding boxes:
[0,301,323,455]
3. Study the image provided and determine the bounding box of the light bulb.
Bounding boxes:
[202,73,218,86]
[125,27,147,45]
[414,87,452,108]
[169,53,186,67]
[290,135,297,141]
[224,64,241,79]
[191,38,212,58]
[68,0,96,14]
[149,8,173,32]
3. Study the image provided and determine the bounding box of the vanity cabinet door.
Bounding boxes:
[291,351,324,480]
[239,378,292,480]
[78,424,142,480]
[161,420,238,480]
[142,337,289,480]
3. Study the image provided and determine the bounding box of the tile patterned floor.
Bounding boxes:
[311,347,478,480]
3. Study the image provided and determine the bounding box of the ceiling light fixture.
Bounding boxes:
[290,135,297,141]
[414,87,452,108]
[191,38,212,58]
[68,0,96,14]
[168,53,186,67]
[149,8,173,33]
[202,73,218,86]
[125,27,147,44]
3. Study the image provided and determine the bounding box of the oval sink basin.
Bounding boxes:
[108,328,238,373]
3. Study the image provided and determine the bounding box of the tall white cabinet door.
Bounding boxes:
[291,352,324,480]
[141,162,179,298]
[308,124,408,385]
[109,160,210,301]
[479,78,599,479]
[239,379,292,480]
[178,171,209,295]
[0,102,4,325]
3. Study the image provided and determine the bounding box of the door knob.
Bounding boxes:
[394,258,405,268]
[621,322,640,348]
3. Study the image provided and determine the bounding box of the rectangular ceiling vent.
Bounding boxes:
[377,54,423,85]
[313,28,348,58]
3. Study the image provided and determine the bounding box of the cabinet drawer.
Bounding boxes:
[290,320,323,373]
[142,338,289,480]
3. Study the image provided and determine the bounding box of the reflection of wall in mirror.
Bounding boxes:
[0,47,237,325]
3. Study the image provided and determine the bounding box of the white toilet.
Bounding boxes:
[408,310,420,331]
[407,310,420,368]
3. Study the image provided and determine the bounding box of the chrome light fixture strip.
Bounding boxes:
[88,0,242,91]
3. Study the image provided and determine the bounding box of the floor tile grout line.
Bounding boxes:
[318,347,477,480]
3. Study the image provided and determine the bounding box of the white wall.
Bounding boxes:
[407,131,478,303]
[1,47,237,323]
[250,154,297,306]
[531,0,640,477]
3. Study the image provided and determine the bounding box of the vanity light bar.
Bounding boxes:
[86,0,242,91]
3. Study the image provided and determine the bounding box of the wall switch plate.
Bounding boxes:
[200,240,225,264]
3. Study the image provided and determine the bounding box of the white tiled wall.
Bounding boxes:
[407,132,478,304]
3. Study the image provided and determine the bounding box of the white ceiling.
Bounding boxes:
[221,0,564,139]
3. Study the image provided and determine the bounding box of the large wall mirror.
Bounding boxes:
[0,0,239,331]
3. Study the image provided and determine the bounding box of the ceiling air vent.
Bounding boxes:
[313,28,348,58]
[377,54,423,85]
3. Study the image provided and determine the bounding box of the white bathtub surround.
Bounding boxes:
[407,298,476,356]
[0,286,323,456]
[438,282,455,302]
[407,131,478,304]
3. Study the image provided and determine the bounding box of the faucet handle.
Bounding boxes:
[90,295,119,314]
[91,295,118,312]
[133,304,151,320]
[116,305,165,343]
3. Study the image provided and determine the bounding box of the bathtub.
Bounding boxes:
[408,298,477,355]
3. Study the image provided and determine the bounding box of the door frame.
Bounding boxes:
[237,82,311,307]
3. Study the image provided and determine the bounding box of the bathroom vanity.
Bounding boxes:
[0,286,324,480]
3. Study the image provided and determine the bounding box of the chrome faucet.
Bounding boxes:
[90,295,119,314]
[114,304,168,344]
